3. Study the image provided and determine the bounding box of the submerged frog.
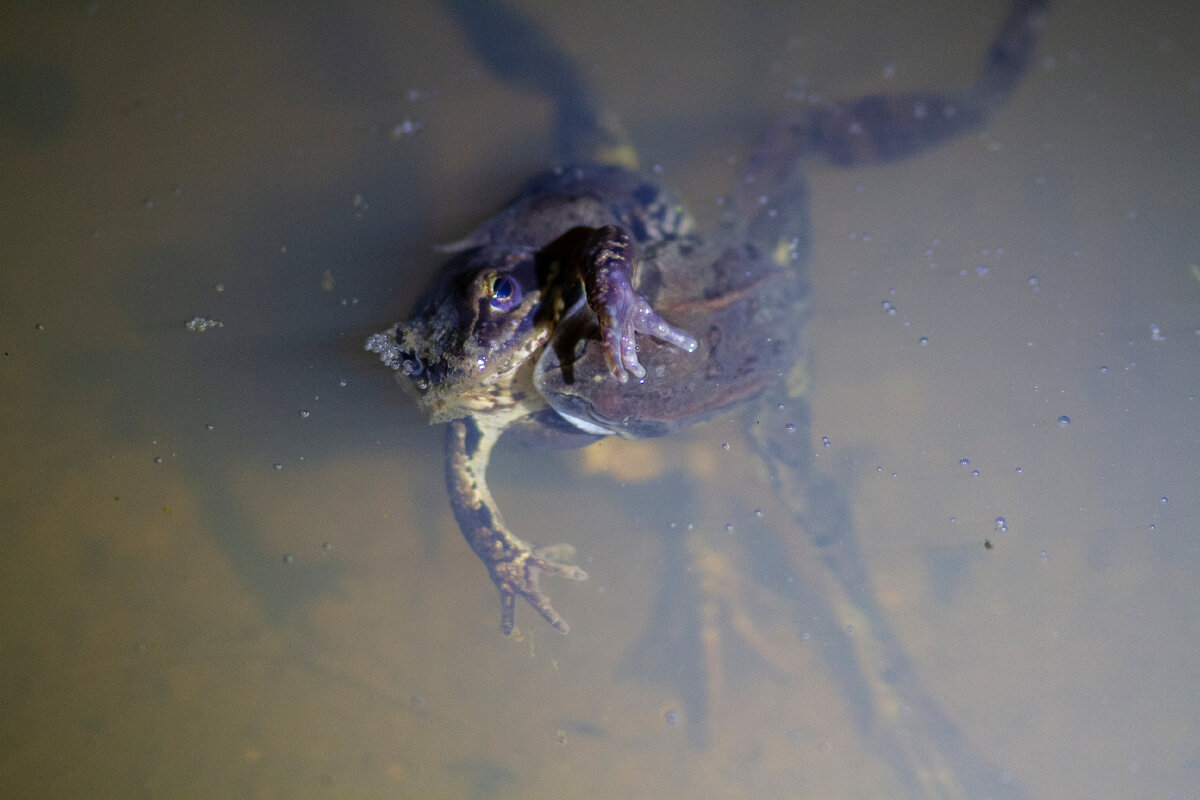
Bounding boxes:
[371,0,1049,635]
[369,0,1049,794]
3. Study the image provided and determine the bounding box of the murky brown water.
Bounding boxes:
[2,2,1197,798]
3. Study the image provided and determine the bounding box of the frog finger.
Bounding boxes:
[630,296,698,353]
[490,542,587,635]
[530,543,589,578]
[497,588,518,636]
[579,225,640,382]
[597,310,643,383]
[580,224,697,382]
[523,545,588,635]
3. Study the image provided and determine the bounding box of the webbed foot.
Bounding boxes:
[491,542,588,635]
[578,225,697,382]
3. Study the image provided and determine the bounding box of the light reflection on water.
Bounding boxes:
[1,2,1198,798]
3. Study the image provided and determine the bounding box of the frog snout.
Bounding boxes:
[398,351,425,377]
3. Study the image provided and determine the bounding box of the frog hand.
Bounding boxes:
[579,225,698,383]
[445,419,588,635]
[489,542,588,635]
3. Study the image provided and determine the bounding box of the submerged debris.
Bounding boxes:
[185,316,224,332]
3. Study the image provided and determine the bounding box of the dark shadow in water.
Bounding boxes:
[108,137,439,625]
[615,479,712,748]
[444,759,516,800]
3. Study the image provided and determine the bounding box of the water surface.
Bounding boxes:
[1,2,1197,797]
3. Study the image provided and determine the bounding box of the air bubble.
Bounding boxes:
[1058,415,1071,426]
[995,516,1008,533]
[822,436,831,447]
[391,118,422,137]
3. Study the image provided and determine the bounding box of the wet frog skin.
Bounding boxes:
[367,165,704,633]
[371,0,1050,636]
[369,1,1049,794]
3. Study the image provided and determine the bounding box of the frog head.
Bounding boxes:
[367,244,558,423]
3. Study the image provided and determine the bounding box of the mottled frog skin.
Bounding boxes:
[371,0,1048,635]
[367,165,704,633]
[369,1,1049,794]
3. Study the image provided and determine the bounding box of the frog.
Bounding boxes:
[368,0,1050,794]
[371,0,1049,635]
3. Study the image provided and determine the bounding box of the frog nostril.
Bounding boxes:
[399,352,424,377]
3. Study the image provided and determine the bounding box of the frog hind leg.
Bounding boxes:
[445,417,587,635]
[749,394,1031,799]
[729,0,1051,249]
[812,0,1050,167]
[444,0,637,168]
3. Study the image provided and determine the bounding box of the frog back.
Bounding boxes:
[439,164,696,255]
[535,234,810,440]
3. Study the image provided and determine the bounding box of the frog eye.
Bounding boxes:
[487,274,522,311]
